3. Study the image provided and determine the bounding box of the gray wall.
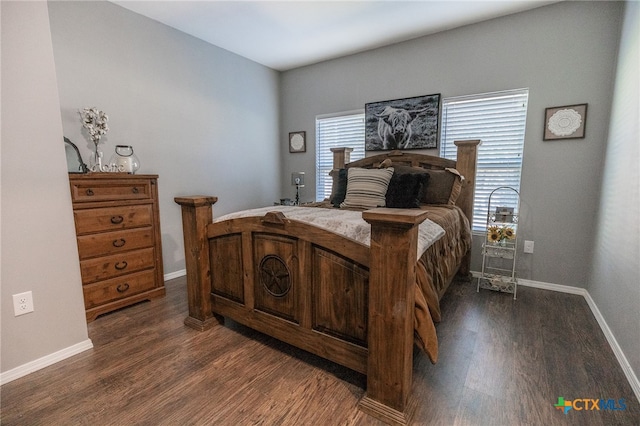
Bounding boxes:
[589,1,640,386]
[2,0,280,377]
[280,1,623,288]
[1,1,90,374]
[48,0,281,275]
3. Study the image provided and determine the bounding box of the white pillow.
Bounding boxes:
[340,167,394,209]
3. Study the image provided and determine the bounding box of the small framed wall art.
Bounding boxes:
[289,131,306,153]
[544,103,588,140]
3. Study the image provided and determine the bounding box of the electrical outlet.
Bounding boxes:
[13,291,34,316]
[524,240,535,254]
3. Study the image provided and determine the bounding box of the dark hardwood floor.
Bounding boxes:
[1,276,638,425]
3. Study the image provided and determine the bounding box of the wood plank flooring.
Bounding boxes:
[1,277,638,425]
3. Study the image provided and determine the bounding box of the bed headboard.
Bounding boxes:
[331,140,481,228]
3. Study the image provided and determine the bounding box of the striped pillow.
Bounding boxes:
[340,167,394,209]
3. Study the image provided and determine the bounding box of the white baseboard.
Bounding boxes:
[471,271,585,295]
[1,270,186,386]
[471,271,640,403]
[0,339,93,386]
[517,277,588,295]
[582,290,640,402]
[164,269,186,281]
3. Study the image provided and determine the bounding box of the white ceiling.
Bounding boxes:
[112,0,561,71]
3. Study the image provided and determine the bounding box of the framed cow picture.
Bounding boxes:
[365,93,441,151]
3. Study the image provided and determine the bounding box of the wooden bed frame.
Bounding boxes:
[175,140,479,425]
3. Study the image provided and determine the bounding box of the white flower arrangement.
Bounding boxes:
[79,107,109,150]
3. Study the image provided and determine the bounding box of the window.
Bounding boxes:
[441,89,529,231]
[315,111,365,201]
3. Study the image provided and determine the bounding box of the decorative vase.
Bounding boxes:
[109,145,140,174]
[89,150,103,172]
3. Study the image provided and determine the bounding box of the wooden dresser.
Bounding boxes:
[69,173,165,321]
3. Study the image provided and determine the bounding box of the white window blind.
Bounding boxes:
[441,89,529,231]
[315,111,365,201]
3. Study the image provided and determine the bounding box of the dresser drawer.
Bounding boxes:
[77,227,154,260]
[83,269,156,309]
[80,247,155,284]
[74,205,153,235]
[70,178,152,203]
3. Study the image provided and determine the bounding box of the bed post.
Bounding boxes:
[360,208,429,426]
[330,147,353,169]
[328,147,354,199]
[454,139,481,277]
[174,196,221,331]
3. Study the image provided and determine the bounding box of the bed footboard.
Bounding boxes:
[175,197,427,425]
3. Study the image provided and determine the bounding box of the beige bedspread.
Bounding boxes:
[214,205,445,260]
[413,205,471,362]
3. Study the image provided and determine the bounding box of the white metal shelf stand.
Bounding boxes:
[477,186,520,299]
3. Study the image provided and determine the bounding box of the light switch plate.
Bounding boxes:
[524,240,534,254]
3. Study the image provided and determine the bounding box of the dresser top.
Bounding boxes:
[69,173,158,180]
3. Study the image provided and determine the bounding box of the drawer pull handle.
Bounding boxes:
[113,239,126,248]
[116,283,130,293]
[86,189,94,196]
[132,187,139,194]
[115,261,128,270]
[110,216,124,224]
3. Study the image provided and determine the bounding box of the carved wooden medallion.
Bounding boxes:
[259,255,291,297]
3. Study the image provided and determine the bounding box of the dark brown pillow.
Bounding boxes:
[330,168,348,207]
[423,168,464,205]
[386,171,430,208]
